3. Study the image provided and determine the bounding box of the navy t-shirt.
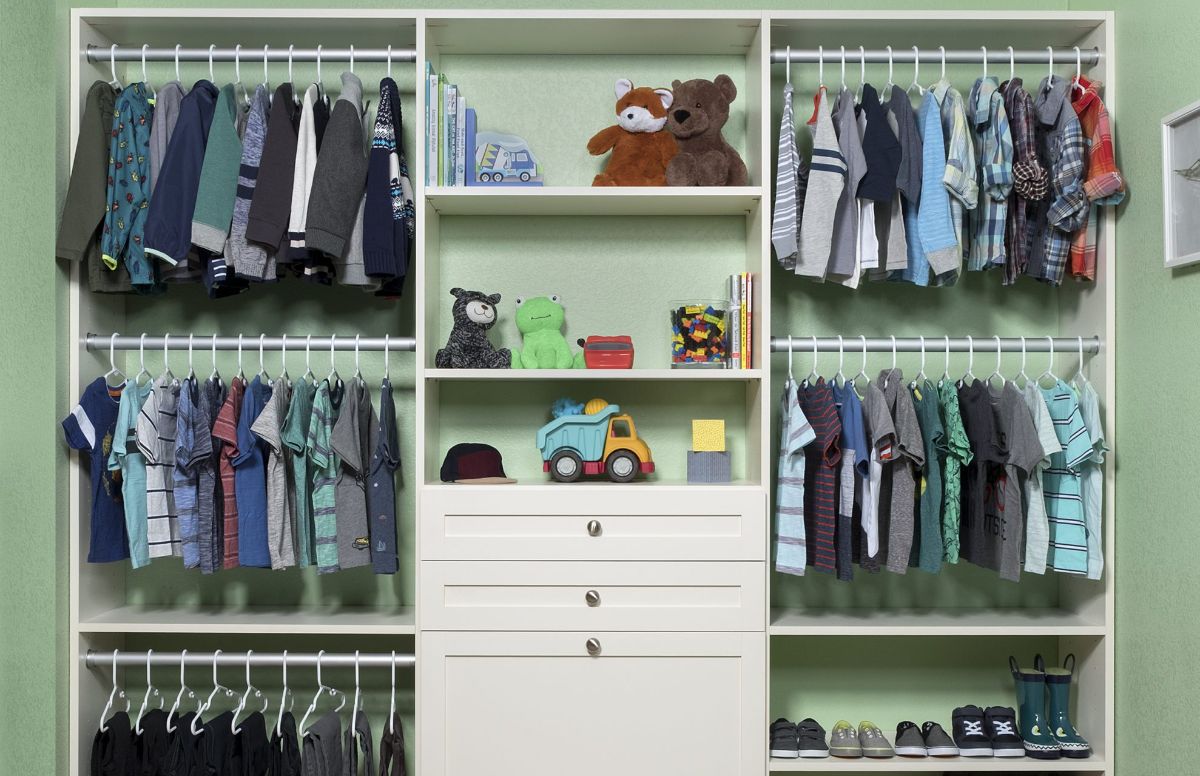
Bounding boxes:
[232,375,272,567]
[63,377,129,562]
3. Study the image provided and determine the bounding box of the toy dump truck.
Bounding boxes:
[536,400,654,483]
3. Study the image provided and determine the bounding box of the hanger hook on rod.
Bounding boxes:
[885,44,893,88]
[386,44,392,78]
[174,43,181,82]
[839,45,846,91]
[208,44,215,82]
[316,44,323,87]
[288,44,294,83]
[1008,45,1015,81]
[981,46,988,78]
[109,44,121,89]
[263,44,270,86]
[235,43,242,84]
[818,45,824,87]
[349,44,355,74]
[1047,45,1054,83]
[383,334,391,380]
[939,45,946,80]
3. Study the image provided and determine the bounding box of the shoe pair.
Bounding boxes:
[768,718,829,759]
[893,720,958,757]
[830,720,893,758]
[951,705,1025,757]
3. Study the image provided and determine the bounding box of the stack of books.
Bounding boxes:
[425,62,476,187]
[728,273,753,369]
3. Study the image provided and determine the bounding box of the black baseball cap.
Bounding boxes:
[440,443,516,484]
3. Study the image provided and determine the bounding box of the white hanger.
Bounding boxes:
[304,335,315,382]
[236,334,246,381]
[1039,335,1057,385]
[939,335,951,387]
[257,334,270,381]
[263,45,270,94]
[299,650,346,736]
[279,335,290,384]
[166,649,197,734]
[1015,336,1030,388]
[104,333,126,386]
[135,649,163,735]
[834,335,846,386]
[883,335,897,388]
[231,650,269,735]
[186,334,196,381]
[1008,46,1016,82]
[209,335,223,388]
[135,333,152,385]
[234,44,249,106]
[383,334,391,382]
[386,44,393,78]
[839,45,847,93]
[885,45,894,95]
[192,649,236,736]
[315,44,324,101]
[99,649,130,732]
[981,46,988,79]
[287,44,295,85]
[803,336,819,386]
[958,336,976,387]
[328,335,341,384]
[1046,45,1054,87]
[108,44,122,90]
[784,45,791,84]
[1075,336,1089,384]
[353,334,363,383]
[910,336,927,389]
[1073,46,1085,95]
[350,651,362,740]
[817,45,824,88]
[275,650,294,739]
[855,45,866,102]
[208,44,215,83]
[349,45,355,74]
[907,46,924,95]
[160,333,175,383]
[938,45,946,82]
[141,44,155,98]
[785,336,794,382]
[987,335,1004,386]
[851,335,870,389]
[174,44,181,83]
[388,651,398,734]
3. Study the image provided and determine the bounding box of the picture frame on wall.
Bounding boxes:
[1162,99,1200,268]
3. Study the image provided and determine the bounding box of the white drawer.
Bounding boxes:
[420,560,765,631]
[420,485,766,561]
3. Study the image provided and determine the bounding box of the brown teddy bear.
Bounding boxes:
[587,79,678,186]
[665,75,748,187]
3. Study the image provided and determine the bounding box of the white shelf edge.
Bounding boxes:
[425,186,763,216]
[769,608,1106,637]
[78,606,416,635]
[424,367,762,381]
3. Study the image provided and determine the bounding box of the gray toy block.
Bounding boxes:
[687,450,731,483]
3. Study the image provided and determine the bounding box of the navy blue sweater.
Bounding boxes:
[363,77,410,291]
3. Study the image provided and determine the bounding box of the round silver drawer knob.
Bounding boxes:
[586,638,602,656]
[587,520,602,537]
[585,590,601,607]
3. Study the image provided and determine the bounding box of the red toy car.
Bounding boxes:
[577,336,635,369]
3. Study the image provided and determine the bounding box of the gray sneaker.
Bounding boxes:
[894,721,927,757]
[858,721,895,758]
[922,720,960,757]
[829,720,862,758]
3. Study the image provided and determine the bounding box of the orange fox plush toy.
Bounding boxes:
[587,78,678,186]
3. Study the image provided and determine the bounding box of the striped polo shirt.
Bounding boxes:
[1040,380,1093,575]
[798,378,842,574]
[307,379,345,574]
[211,377,246,569]
[774,377,815,576]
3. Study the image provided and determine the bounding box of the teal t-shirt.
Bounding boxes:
[282,377,317,567]
[107,379,153,568]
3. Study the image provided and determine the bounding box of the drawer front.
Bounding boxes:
[420,560,765,631]
[420,631,766,776]
[421,486,766,561]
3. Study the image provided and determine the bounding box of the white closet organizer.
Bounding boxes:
[64,9,1115,776]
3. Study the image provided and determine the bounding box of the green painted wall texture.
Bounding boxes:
[3,0,1197,773]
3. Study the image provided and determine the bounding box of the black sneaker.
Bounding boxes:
[952,706,994,757]
[984,706,1025,758]
[795,718,829,758]
[894,721,926,757]
[921,721,959,757]
[769,718,799,759]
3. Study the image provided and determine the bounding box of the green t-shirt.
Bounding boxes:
[306,379,344,574]
[937,380,973,564]
[282,377,317,567]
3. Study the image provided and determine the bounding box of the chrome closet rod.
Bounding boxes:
[769,336,1102,354]
[769,47,1100,66]
[85,334,416,352]
[86,650,415,669]
[85,45,418,63]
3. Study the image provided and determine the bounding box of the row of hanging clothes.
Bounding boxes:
[773,336,1106,583]
[92,649,408,776]
[771,45,1124,288]
[64,334,405,574]
[58,44,415,297]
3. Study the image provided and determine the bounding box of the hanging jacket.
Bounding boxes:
[307,72,369,262]
[227,84,273,279]
[191,83,244,254]
[149,81,186,194]
[247,83,300,258]
[143,79,219,266]
[101,81,155,288]
[364,76,414,290]
[287,84,323,266]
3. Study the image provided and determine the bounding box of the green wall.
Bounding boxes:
[4,0,1198,773]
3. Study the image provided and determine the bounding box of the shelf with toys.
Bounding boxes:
[424,186,764,216]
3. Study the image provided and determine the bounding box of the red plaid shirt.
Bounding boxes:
[1070,77,1125,281]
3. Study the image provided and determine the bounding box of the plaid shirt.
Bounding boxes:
[1001,78,1044,284]
[967,77,1013,272]
[1069,77,1125,281]
[1026,76,1088,286]
[933,80,978,285]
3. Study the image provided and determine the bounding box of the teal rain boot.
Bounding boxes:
[1037,653,1092,758]
[1009,656,1061,760]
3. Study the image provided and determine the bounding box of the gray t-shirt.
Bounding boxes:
[827,88,868,280]
[330,378,378,570]
[860,381,895,572]
[878,369,925,574]
[251,379,295,570]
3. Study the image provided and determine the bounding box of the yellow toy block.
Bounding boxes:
[692,419,726,452]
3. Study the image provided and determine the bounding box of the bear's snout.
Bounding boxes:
[673,109,691,124]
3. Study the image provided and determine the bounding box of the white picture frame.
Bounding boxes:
[1162,98,1200,268]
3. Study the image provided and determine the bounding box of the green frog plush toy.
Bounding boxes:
[511,295,586,369]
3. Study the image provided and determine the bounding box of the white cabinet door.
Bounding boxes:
[421,560,765,631]
[421,485,766,561]
[420,631,765,776]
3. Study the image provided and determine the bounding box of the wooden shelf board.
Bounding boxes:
[769,608,1106,637]
[78,606,415,635]
[425,367,762,381]
[769,755,1107,772]
[425,186,763,216]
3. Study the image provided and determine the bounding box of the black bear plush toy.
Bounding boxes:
[435,288,512,369]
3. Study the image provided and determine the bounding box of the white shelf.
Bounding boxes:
[78,606,416,635]
[769,755,1107,772]
[425,367,762,381]
[425,186,763,216]
[769,608,1106,637]
[422,481,761,492]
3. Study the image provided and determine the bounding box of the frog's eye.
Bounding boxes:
[550,294,561,304]
[515,296,525,306]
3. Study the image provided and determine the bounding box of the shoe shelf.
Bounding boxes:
[767,755,1107,772]
[769,608,1106,637]
[425,186,764,217]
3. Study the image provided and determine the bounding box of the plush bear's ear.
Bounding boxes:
[450,287,464,297]
[714,74,737,103]
[487,293,502,305]
[654,89,674,110]
[671,79,683,91]
[614,78,633,99]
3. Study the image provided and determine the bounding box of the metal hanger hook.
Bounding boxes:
[354,334,361,377]
[1020,336,1027,376]
[966,335,975,378]
[890,335,897,372]
[943,335,951,380]
[859,335,868,377]
[1075,45,1082,83]
[1078,335,1085,375]
[993,335,1003,377]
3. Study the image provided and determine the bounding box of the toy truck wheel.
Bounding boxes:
[605,450,639,483]
[493,172,505,182]
[519,171,531,182]
[550,450,583,483]
[479,172,491,182]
